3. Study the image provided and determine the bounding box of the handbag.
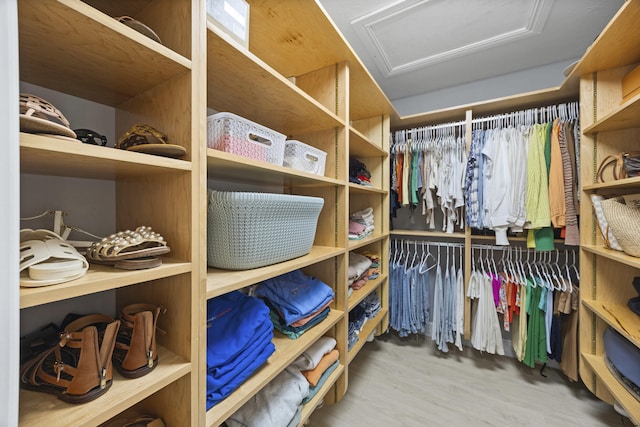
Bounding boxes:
[597,151,640,182]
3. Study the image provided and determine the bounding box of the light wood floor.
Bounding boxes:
[308,333,630,427]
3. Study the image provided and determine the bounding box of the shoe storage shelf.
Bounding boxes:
[572,0,640,423]
[205,1,392,427]
[18,0,203,426]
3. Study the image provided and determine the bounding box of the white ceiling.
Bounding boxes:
[317,0,624,116]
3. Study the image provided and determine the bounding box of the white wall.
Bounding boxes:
[2,0,20,425]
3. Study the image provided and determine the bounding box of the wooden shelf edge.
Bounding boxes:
[581,353,640,425]
[348,183,387,194]
[19,345,190,427]
[582,176,640,192]
[20,258,191,309]
[205,309,343,426]
[348,276,385,312]
[581,245,640,269]
[583,92,640,134]
[299,364,346,426]
[348,234,387,250]
[206,246,344,299]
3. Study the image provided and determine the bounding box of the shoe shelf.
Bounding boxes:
[206,25,344,136]
[20,259,190,309]
[581,353,640,424]
[19,344,190,427]
[347,275,387,312]
[205,309,343,427]
[347,308,388,365]
[18,0,191,107]
[582,298,640,348]
[21,133,191,179]
[583,92,640,134]
[206,149,342,188]
[206,246,344,299]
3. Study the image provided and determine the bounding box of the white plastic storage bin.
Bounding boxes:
[283,140,327,176]
[207,112,286,166]
[207,190,324,270]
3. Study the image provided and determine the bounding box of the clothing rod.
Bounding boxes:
[390,239,464,248]
[471,101,579,124]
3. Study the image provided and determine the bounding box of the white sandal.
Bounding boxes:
[20,229,89,287]
[86,226,170,267]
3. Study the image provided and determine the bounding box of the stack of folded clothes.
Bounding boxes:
[349,157,372,186]
[603,327,640,401]
[348,252,373,291]
[254,269,334,339]
[362,251,381,280]
[292,336,340,404]
[206,291,275,410]
[348,293,382,351]
[348,207,374,240]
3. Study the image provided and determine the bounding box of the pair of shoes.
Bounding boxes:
[19,229,89,287]
[20,304,166,403]
[86,226,170,270]
[104,413,166,427]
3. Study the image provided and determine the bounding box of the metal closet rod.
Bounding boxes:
[390,239,464,249]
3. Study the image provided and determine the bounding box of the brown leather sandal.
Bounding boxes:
[113,304,166,378]
[20,314,120,403]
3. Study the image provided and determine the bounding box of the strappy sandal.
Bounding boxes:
[103,414,166,427]
[20,229,89,287]
[86,226,170,270]
[20,314,120,403]
[116,124,186,159]
[113,304,167,378]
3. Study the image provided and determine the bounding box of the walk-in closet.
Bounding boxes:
[5,1,640,426]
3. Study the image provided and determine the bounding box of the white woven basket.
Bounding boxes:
[283,140,327,176]
[600,196,640,257]
[207,190,324,270]
[207,112,285,166]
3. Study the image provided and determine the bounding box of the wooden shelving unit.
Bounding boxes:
[576,1,640,423]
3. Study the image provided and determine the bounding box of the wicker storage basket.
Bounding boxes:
[283,140,327,176]
[207,190,324,270]
[600,196,640,257]
[207,112,285,166]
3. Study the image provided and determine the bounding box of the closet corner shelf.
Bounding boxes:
[348,234,387,250]
[349,127,387,159]
[348,183,387,195]
[581,353,640,425]
[581,245,640,270]
[348,275,387,312]
[206,149,342,187]
[205,309,343,427]
[206,246,344,299]
[19,344,190,427]
[390,230,466,239]
[347,308,388,365]
[582,176,640,192]
[19,0,191,106]
[20,258,191,309]
[299,363,346,426]
[582,92,640,134]
[21,133,191,179]
[206,24,344,136]
[582,299,640,348]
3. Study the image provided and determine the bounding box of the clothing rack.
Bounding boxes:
[471,101,579,129]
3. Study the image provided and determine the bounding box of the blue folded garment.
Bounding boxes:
[603,327,640,388]
[206,291,272,368]
[254,270,334,326]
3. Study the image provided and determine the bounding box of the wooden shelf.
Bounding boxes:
[582,299,640,348]
[247,0,395,121]
[350,127,387,159]
[582,245,640,270]
[581,353,640,425]
[19,345,190,427]
[390,230,466,239]
[205,309,343,427]
[348,233,387,251]
[583,176,640,192]
[206,246,344,299]
[347,308,388,364]
[348,183,387,195]
[207,23,344,136]
[20,133,191,179]
[206,149,342,188]
[20,258,191,309]
[567,0,640,79]
[583,92,640,134]
[299,363,345,426]
[18,0,191,106]
[348,276,386,312]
